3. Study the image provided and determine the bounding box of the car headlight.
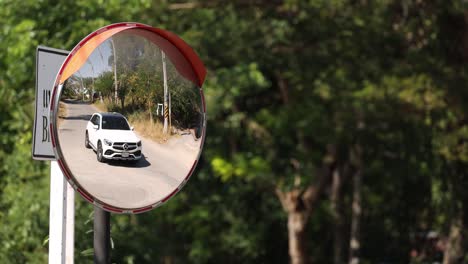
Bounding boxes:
[103,139,113,146]
[137,141,142,147]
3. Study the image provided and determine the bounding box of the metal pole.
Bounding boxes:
[65,181,75,263]
[49,161,75,264]
[162,51,169,134]
[168,91,172,134]
[94,207,110,264]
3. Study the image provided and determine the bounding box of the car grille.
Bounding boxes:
[113,142,138,150]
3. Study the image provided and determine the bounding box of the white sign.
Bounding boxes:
[34,46,75,263]
[157,103,163,116]
[32,46,68,160]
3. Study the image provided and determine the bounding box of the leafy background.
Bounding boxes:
[1,0,468,263]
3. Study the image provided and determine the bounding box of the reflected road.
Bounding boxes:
[58,100,201,209]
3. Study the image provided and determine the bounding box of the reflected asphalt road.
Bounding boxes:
[58,100,201,209]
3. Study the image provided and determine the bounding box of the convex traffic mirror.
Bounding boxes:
[50,23,206,213]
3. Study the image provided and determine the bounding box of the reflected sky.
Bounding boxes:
[76,40,113,78]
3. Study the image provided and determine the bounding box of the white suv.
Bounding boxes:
[85,112,142,162]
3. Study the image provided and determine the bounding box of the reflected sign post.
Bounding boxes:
[48,23,207,263]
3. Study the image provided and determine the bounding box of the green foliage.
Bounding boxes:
[95,71,115,98]
[211,154,270,183]
[2,0,468,263]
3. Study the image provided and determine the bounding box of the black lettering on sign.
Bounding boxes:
[42,89,51,142]
[43,90,51,108]
[42,116,49,142]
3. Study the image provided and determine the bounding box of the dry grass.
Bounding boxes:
[128,113,178,144]
[57,102,67,126]
[93,99,178,143]
[93,100,108,112]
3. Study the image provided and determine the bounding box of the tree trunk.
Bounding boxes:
[163,255,173,264]
[443,216,463,264]
[331,167,344,264]
[276,156,333,264]
[274,67,334,263]
[349,147,362,264]
[288,210,308,264]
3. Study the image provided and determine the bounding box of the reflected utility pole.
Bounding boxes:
[162,51,169,134]
[110,38,118,103]
[77,71,85,101]
[86,60,96,103]
[168,62,172,132]
[97,45,107,104]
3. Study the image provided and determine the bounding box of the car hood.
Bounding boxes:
[100,129,140,143]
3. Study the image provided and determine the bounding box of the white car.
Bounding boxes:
[85,112,142,162]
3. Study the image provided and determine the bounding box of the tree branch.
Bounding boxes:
[275,187,289,211]
[275,71,289,105]
[302,168,330,214]
[168,2,198,10]
[302,145,336,213]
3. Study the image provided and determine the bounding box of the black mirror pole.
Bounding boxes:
[94,206,110,264]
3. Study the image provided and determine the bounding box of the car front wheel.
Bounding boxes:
[85,131,91,149]
[97,141,105,162]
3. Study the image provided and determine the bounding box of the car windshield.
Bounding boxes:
[101,116,130,130]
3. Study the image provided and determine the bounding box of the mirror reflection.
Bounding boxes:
[57,30,204,209]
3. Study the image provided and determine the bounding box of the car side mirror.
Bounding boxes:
[131,126,134,131]
[93,124,99,130]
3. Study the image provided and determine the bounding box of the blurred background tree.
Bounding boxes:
[1,0,468,263]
